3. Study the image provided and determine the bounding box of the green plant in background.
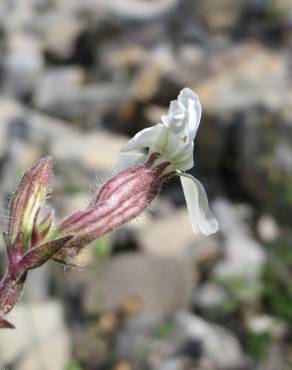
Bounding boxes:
[216,239,292,324]
[215,275,263,316]
[261,239,292,323]
[154,320,174,339]
[93,235,112,259]
[214,238,292,360]
[267,0,287,22]
[246,331,271,360]
[65,359,83,370]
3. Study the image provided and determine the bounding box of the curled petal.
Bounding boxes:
[161,100,186,133]
[178,88,201,141]
[178,172,218,236]
[120,124,166,153]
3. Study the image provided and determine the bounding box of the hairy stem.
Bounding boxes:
[0,270,26,317]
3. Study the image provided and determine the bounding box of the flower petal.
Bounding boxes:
[115,152,148,172]
[121,124,166,153]
[171,143,194,171]
[178,172,218,235]
[178,88,201,141]
[162,100,186,134]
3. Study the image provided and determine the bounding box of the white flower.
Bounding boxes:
[115,87,218,235]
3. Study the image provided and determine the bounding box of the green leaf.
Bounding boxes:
[65,359,83,370]
[93,235,112,258]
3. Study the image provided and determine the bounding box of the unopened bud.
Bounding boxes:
[7,157,53,254]
[54,159,173,264]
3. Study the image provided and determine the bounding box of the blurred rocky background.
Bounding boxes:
[1,0,292,369]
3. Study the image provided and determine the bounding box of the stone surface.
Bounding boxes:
[115,312,173,363]
[175,311,247,370]
[157,358,190,370]
[34,66,85,115]
[194,42,289,115]
[0,99,127,172]
[115,311,247,370]
[139,208,198,257]
[103,0,180,21]
[1,33,43,97]
[197,0,245,32]
[35,80,129,125]
[140,208,220,265]
[193,282,228,313]
[212,198,266,282]
[257,214,280,242]
[41,12,84,59]
[0,301,70,370]
[73,253,197,314]
[246,315,287,339]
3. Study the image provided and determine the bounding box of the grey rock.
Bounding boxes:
[274,142,292,172]
[140,208,220,266]
[24,264,51,301]
[54,0,179,27]
[193,282,228,313]
[140,208,199,257]
[79,253,196,314]
[0,99,127,172]
[0,301,70,370]
[0,2,35,31]
[156,358,191,370]
[33,66,85,118]
[115,310,247,370]
[115,313,194,370]
[175,311,247,370]
[35,80,129,125]
[40,12,84,60]
[197,0,245,32]
[65,0,179,22]
[212,198,266,282]
[168,45,207,88]
[257,214,279,242]
[115,312,173,363]
[246,315,287,339]
[104,0,180,22]
[0,99,21,158]
[257,343,287,370]
[194,42,289,115]
[1,33,43,97]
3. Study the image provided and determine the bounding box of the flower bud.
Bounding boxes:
[54,159,172,264]
[7,157,53,254]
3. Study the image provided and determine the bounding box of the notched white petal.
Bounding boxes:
[179,172,218,235]
[121,124,165,153]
